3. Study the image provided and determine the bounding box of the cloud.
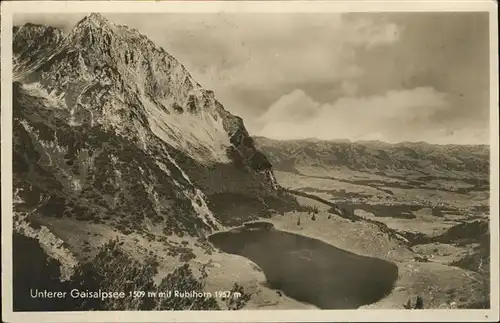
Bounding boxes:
[158,13,403,125]
[341,16,402,49]
[255,87,486,145]
[340,81,359,96]
[258,89,319,123]
[183,14,400,90]
[115,13,402,117]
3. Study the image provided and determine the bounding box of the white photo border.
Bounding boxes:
[1,1,498,322]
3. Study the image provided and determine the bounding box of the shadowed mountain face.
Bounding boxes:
[13,13,279,236]
[254,136,490,180]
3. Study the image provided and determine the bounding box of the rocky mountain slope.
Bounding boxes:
[13,13,284,239]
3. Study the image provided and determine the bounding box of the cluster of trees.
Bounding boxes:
[13,234,251,311]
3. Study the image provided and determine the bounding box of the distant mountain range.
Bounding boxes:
[13,13,284,237]
[254,136,489,180]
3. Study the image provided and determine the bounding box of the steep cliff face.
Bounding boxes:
[13,13,278,237]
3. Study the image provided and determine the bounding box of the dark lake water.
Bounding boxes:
[208,224,398,309]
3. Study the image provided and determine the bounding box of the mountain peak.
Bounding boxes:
[64,13,117,50]
[69,12,114,37]
[80,13,111,27]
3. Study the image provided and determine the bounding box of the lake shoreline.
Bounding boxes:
[208,223,399,309]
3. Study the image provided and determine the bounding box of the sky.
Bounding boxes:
[14,12,491,145]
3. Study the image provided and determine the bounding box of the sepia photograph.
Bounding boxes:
[1,1,498,322]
